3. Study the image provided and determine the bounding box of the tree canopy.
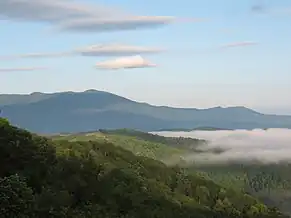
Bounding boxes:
[0,118,288,217]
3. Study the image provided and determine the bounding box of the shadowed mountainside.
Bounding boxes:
[1,89,291,133]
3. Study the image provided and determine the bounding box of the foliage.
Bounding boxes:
[0,121,288,217]
[0,174,35,218]
[99,128,206,151]
[0,117,9,126]
[51,128,291,216]
[51,131,188,161]
[194,164,291,216]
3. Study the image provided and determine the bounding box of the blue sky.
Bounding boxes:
[1,0,291,113]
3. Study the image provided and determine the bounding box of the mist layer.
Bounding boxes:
[153,129,291,165]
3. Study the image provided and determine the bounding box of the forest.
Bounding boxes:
[0,118,289,217]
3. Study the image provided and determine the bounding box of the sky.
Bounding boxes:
[1,0,291,114]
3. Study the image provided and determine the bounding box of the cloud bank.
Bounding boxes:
[0,44,164,60]
[0,67,47,72]
[95,55,157,70]
[153,129,291,165]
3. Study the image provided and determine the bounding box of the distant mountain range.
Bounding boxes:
[1,89,291,134]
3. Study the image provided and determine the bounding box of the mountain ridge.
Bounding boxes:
[1,89,291,133]
[0,89,262,112]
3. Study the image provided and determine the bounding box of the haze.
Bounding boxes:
[153,129,291,165]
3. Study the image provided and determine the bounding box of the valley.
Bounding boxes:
[51,128,291,216]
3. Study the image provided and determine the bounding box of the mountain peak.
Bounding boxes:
[30,92,44,95]
[84,89,99,93]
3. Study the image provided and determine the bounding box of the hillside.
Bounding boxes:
[194,164,291,216]
[51,129,291,216]
[51,129,209,161]
[0,118,288,217]
[1,90,291,133]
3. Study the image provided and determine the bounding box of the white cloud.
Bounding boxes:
[0,52,73,60]
[220,41,258,49]
[0,44,164,60]
[0,0,123,23]
[55,16,198,32]
[95,55,157,70]
[153,129,291,165]
[77,44,165,56]
[0,0,203,32]
[0,67,47,72]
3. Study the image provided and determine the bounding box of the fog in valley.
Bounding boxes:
[153,129,291,166]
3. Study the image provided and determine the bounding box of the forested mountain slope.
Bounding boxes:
[0,118,288,217]
[51,129,291,216]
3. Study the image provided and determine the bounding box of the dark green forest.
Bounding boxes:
[99,128,207,150]
[0,118,289,217]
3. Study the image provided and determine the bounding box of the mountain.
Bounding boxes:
[1,89,291,133]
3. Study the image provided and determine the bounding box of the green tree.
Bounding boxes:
[0,174,35,218]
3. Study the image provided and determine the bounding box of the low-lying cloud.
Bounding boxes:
[0,67,47,72]
[95,55,157,70]
[154,129,291,165]
[0,44,164,60]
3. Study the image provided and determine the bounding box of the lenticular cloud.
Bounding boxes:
[0,44,164,60]
[0,0,203,33]
[95,55,157,69]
